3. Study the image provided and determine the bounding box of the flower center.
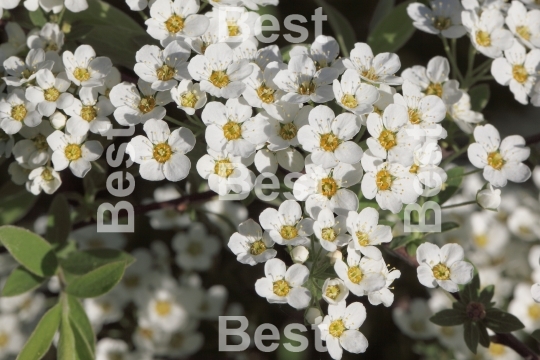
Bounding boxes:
[157,64,176,81]
[155,300,172,316]
[81,105,97,121]
[328,319,345,338]
[272,279,290,297]
[139,96,156,114]
[376,169,393,191]
[433,16,451,31]
[356,232,370,247]
[320,177,338,197]
[187,242,203,255]
[41,168,54,181]
[45,42,58,52]
[33,134,49,151]
[341,94,358,108]
[408,108,421,124]
[361,67,379,81]
[153,143,172,163]
[0,333,9,347]
[320,133,340,152]
[409,164,419,174]
[165,15,185,34]
[64,144,82,161]
[257,84,275,104]
[44,87,60,102]
[474,234,488,248]
[280,225,298,240]
[325,285,340,300]
[223,121,242,140]
[321,227,336,242]
[298,81,315,95]
[487,151,505,170]
[347,266,363,284]
[180,91,198,108]
[516,25,531,41]
[280,123,298,140]
[512,64,528,84]
[227,21,240,36]
[250,240,267,255]
[214,159,234,178]
[11,104,27,121]
[378,129,397,150]
[529,304,540,320]
[21,69,33,79]
[210,70,230,89]
[373,106,383,115]
[489,343,507,356]
[425,82,443,97]
[475,30,491,47]
[73,67,90,82]
[432,263,450,280]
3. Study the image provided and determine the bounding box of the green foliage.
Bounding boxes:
[483,308,525,333]
[60,248,135,276]
[469,84,491,112]
[433,167,465,205]
[28,8,47,27]
[58,309,77,360]
[17,304,61,360]
[67,295,95,357]
[368,1,415,54]
[46,194,71,248]
[0,226,58,277]
[0,182,39,225]
[65,261,127,298]
[531,329,540,343]
[430,309,467,327]
[2,266,45,297]
[313,0,356,57]
[369,0,396,32]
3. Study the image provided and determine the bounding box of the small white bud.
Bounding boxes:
[326,250,342,264]
[291,246,309,264]
[476,184,501,211]
[305,307,322,325]
[49,111,67,130]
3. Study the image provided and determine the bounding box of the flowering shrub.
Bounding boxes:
[0,0,540,359]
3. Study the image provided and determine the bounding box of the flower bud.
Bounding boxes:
[291,246,309,264]
[305,307,322,325]
[477,184,501,211]
[49,111,67,130]
[326,250,342,264]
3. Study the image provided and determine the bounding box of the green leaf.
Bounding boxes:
[28,9,47,27]
[441,222,460,233]
[0,182,39,225]
[0,226,58,277]
[70,319,94,360]
[478,285,495,306]
[16,304,61,360]
[478,322,490,348]
[65,261,126,298]
[368,1,415,54]
[531,329,540,343]
[430,309,467,326]
[67,295,95,356]
[460,273,480,304]
[46,195,71,248]
[434,166,465,205]
[314,0,356,57]
[58,310,76,360]
[389,234,416,249]
[484,308,525,333]
[469,84,490,112]
[60,249,135,276]
[464,321,480,354]
[2,266,45,297]
[369,0,396,32]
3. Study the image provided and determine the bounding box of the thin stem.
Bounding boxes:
[526,133,540,145]
[138,11,148,21]
[441,146,468,168]
[164,115,184,126]
[442,37,463,83]
[441,200,477,209]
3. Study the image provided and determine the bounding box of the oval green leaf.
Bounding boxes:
[46,194,71,247]
[2,266,45,297]
[65,261,126,298]
[0,182,39,225]
[60,249,135,276]
[314,0,356,57]
[368,0,415,54]
[17,304,61,360]
[469,83,491,111]
[67,294,95,356]
[58,313,76,360]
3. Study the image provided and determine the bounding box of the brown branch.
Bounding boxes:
[526,133,540,146]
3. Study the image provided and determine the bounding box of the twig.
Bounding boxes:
[133,190,216,215]
[526,133,540,146]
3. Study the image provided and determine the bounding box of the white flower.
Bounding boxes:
[449,90,484,133]
[313,208,351,252]
[361,151,419,213]
[254,147,305,174]
[12,120,53,167]
[71,225,126,250]
[294,159,362,218]
[507,206,540,241]
[264,102,310,149]
[343,42,402,85]
[84,291,124,330]
[254,258,312,309]
[392,298,436,339]
[0,22,26,61]
[321,278,349,305]
[95,66,121,98]
[228,219,277,265]
[318,301,369,360]
[126,0,155,11]
[291,246,309,264]
[65,87,114,136]
[96,338,131,360]
[306,307,323,325]
[274,54,339,103]
[185,17,228,55]
[27,22,64,52]
[128,119,195,182]
[334,244,386,296]
[469,212,509,260]
[509,283,540,332]
[188,43,253,99]
[506,1,540,49]
[173,222,221,271]
[367,259,401,307]
[373,84,396,114]
[115,249,153,301]
[202,98,268,157]
[407,0,466,38]
[532,283,540,302]
[63,44,112,87]
[27,166,61,194]
[289,35,345,73]
[333,69,379,116]
[462,9,513,58]
[346,207,392,260]
[25,69,74,117]
[137,286,191,333]
[242,61,286,111]
[146,0,210,45]
[416,242,474,292]
[0,88,42,134]
[47,130,103,178]
[476,184,501,210]
[3,48,54,86]
[196,147,255,196]
[259,200,314,246]
[491,40,540,105]
[409,141,448,192]
[0,314,24,358]
[234,42,282,70]
[170,79,207,115]
[366,104,420,166]
[205,6,259,45]
[109,79,171,126]
[468,124,531,187]
[134,41,191,91]
[402,56,462,106]
[297,105,363,169]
